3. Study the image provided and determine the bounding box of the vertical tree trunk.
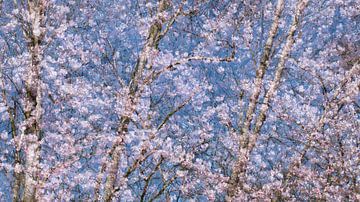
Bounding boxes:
[253,0,309,135]
[98,1,168,200]
[102,118,129,201]
[227,0,285,198]
[12,137,22,202]
[22,1,45,201]
[240,0,285,137]
[227,0,308,200]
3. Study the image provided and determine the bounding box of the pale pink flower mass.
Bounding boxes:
[0,0,359,201]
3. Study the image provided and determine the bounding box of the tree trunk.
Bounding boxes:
[22,1,45,201]
[98,1,169,200]
[227,0,285,198]
[227,0,308,200]
[241,0,285,137]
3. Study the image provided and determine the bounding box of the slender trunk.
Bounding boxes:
[22,1,45,201]
[23,31,42,202]
[253,0,309,135]
[227,0,285,198]
[12,152,22,202]
[12,137,22,202]
[241,0,285,137]
[96,1,168,200]
[22,47,42,201]
[102,118,129,201]
[227,0,308,199]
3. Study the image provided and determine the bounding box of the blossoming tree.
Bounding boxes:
[0,0,358,201]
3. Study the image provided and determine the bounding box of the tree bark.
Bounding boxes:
[22,1,45,201]
[227,0,309,199]
[98,1,170,201]
[227,0,285,198]
[253,0,309,135]
[240,0,285,137]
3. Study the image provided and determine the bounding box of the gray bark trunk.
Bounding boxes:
[98,1,169,201]
[227,0,308,199]
[22,1,45,201]
[227,0,285,198]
